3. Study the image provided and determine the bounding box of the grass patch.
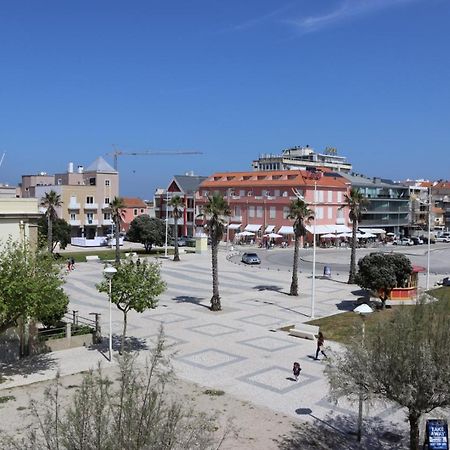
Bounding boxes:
[307,288,450,344]
[0,395,16,404]
[203,389,225,397]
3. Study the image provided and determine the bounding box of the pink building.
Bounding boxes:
[121,197,149,232]
[195,170,351,243]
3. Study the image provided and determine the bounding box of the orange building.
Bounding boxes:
[121,197,149,232]
[196,169,351,243]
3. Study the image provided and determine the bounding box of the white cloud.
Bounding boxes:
[289,0,418,34]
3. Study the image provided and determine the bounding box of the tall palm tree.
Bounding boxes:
[199,194,231,311]
[341,188,368,284]
[168,195,184,262]
[110,197,125,265]
[40,190,62,253]
[287,198,314,296]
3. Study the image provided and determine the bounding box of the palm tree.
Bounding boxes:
[110,197,125,265]
[287,198,314,296]
[199,194,231,311]
[168,195,184,262]
[341,188,368,284]
[40,190,62,253]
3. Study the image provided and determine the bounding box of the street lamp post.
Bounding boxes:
[353,303,373,442]
[426,188,432,290]
[311,180,318,319]
[104,265,117,362]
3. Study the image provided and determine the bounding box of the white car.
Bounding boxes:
[393,237,413,246]
[435,236,450,243]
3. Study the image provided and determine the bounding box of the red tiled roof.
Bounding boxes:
[199,170,349,189]
[121,197,147,208]
[433,181,450,189]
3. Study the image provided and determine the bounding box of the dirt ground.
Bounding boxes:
[0,368,300,450]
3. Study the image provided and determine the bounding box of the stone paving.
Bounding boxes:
[2,246,445,433]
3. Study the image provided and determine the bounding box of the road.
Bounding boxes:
[232,243,450,276]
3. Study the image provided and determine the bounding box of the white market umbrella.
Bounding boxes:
[237,231,255,237]
[321,233,339,239]
[360,232,376,238]
[264,233,283,239]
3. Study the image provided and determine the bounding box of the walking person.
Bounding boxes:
[292,362,301,381]
[70,257,75,271]
[315,331,328,360]
[67,258,71,271]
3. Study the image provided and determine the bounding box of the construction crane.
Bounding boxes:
[105,148,203,171]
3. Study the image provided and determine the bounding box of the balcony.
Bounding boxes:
[68,202,80,210]
[102,203,111,210]
[69,220,81,226]
[84,203,99,210]
[84,219,99,226]
[102,219,113,226]
[335,218,345,225]
[230,215,242,222]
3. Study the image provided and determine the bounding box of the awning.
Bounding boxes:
[278,226,294,235]
[264,225,275,233]
[228,223,241,230]
[359,228,386,235]
[245,224,262,232]
[305,224,352,235]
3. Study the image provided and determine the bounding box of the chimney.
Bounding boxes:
[77,165,84,174]
[68,162,74,173]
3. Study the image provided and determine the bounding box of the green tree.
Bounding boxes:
[126,216,166,252]
[40,190,62,253]
[110,197,125,264]
[198,194,231,311]
[340,188,368,284]
[0,241,68,334]
[168,195,184,262]
[38,216,71,252]
[287,198,314,296]
[97,258,166,354]
[355,252,413,309]
[326,298,450,450]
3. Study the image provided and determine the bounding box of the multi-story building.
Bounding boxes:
[432,181,450,230]
[400,180,431,232]
[0,198,41,250]
[195,169,351,242]
[154,174,207,238]
[22,157,119,246]
[340,173,410,235]
[121,197,150,232]
[252,145,352,173]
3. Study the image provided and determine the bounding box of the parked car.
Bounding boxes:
[170,237,187,247]
[393,237,413,246]
[435,235,450,243]
[410,237,423,245]
[241,252,261,265]
[420,235,436,244]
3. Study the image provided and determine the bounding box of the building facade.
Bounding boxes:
[121,197,150,232]
[196,170,351,242]
[154,174,207,237]
[431,181,450,230]
[22,157,119,246]
[252,145,352,173]
[340,173,410,235]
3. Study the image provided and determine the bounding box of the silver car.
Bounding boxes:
[241,252,261,265]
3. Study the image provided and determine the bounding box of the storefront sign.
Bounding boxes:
[427,419,448,450]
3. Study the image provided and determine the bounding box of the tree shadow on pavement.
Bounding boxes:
[277,411,406,450]
[253,285,283,292]
[335,300,359,311]
[172,296,210,310]
[0,353,57,377]
[89,335,148,358]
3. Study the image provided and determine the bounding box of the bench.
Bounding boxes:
[85,255,100,262]
[288,324,320,341]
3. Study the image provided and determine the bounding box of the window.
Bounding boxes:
[328,207,333,219]
[315,207,324,219]
[283,207,289,219]
[134,209,138,216]
[337,192,342,203]
[70,213,76,220]
[104,213,111,220]
[104,197,110,205]
[86,196,94,204]
[140,209,144,213]
[249,206,255,218]
[328,191,333,203]
[337,208,344,219]
[269,207,276,219]
[282,191,288,197]
[274,189,280,197]
[89,177,96,186]
[314,190,324,203]
[239,190,246,197]
[234,206,241,216]
[86,213,94,223]
[105,179,110,186]
[57,178,62,185]
[256,206,263,218]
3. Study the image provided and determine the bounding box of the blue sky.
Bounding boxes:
[1,0,449,198]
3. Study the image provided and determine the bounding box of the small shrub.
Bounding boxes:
[0,395,15,404]
[203,389,225,397]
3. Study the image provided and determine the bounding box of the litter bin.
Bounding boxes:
[323,266,331,277]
